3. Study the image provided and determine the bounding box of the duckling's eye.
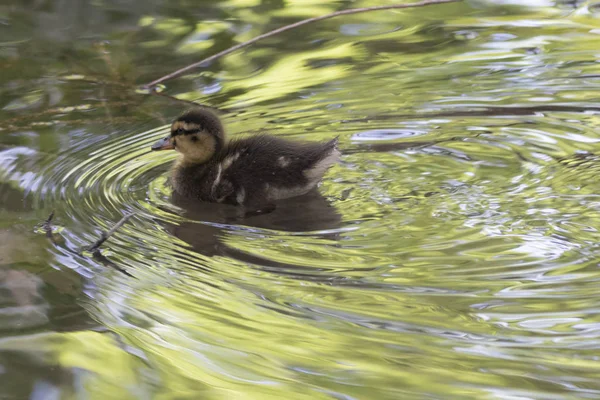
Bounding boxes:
[176,128,185,135]
[190,136,198,143]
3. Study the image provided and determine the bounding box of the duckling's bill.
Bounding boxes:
[151,136,174,151]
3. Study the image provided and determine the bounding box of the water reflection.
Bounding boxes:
[167,190,341,266]
[3,0,600,398]
[0,269,48,331]
[0,349,75,400]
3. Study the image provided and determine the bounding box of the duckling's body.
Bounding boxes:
[151,109,340,208]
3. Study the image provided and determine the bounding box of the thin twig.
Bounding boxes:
[41,212,136,277]
[142,0,462,89]
[43,211,55,239]
[149,91,227,112]
[87,213,135,253]
[92,251,135,278]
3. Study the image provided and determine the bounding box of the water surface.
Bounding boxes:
[2,0,600,398]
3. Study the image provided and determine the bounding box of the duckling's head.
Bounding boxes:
[151,108,225,164]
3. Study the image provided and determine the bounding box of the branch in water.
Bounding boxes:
[142,0,462,89]
[43,211,55,239]
[87,213,135,253]
[150,91,228,113]
[41,212,135,277]
[86,213,135,277]
[92,251,135,278]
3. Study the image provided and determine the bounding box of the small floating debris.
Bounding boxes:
[351,129,429,142]
[136,84,166,94]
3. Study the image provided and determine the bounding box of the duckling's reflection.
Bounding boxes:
[165,189,341,271]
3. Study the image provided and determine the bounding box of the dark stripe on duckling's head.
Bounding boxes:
[171,108,225,140]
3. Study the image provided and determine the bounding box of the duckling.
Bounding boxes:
[151,108,340,208]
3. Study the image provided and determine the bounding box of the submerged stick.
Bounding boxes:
[41,212,136,277]
[142,0,462,89]
[43,211,55,239]
[150,91,228,112]
[92,251,135,278]
[86,213,136,277]
[87,213,134,253]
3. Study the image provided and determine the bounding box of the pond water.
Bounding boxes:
[2,0,600,398]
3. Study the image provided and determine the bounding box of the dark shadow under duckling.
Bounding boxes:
[151,108,340,210]
[155,189,343,283]
[165,188,342,258]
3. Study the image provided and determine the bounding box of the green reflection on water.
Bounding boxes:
[2,0,600,399]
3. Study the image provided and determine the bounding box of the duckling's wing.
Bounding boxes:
[218,135,340,205]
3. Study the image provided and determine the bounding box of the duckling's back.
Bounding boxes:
[214,134,340,207]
